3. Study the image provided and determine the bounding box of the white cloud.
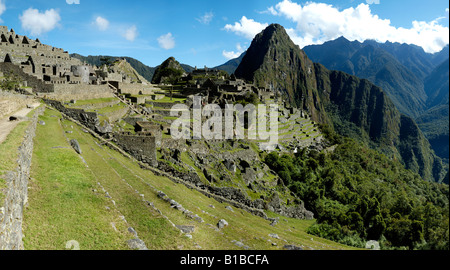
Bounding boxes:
[223,43,245,60]
[197,12,214,25]
[19,8,61,36]
[94,16,109,31]
[0,0,6,23]
[157,32,175,50]
[223,16,268,40]
[66,0,80,4]
[264,0,449,53]
[123,25,138,42]
[0,0,5,15]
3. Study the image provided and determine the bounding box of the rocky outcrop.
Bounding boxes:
[43,99,111,135]
[151,57,185,84]
[234,23,446,183]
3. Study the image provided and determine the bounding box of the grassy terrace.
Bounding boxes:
[65,97,118,107]
[151,96,186,103]
[22,106,356,250]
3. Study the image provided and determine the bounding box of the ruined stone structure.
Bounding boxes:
[0,26,154,100]
[1,26,84,84]
[114,132,158,167]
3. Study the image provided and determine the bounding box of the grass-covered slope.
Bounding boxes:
[22,106,355,250]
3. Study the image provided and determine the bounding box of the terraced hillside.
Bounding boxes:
[21,103,355,250]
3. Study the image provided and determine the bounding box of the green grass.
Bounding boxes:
[151,96,186,103]
[23,108,130,250]
[0,121,30,176]
[66,97,118,107]
[86,102,127,114]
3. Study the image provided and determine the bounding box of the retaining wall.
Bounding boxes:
[0,106,43,250]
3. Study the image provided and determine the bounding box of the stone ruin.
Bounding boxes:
[0,25,155,99]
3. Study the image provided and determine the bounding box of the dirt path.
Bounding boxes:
[0,102,41,144]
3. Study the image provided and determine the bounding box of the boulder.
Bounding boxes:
[217,219,228,229]
[176,225,196,234]
[223,159,236,173]
[70,139,82,154]
[284,245,303,250]
[127,239,148,250]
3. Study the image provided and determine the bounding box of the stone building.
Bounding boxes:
[0,25,155,99]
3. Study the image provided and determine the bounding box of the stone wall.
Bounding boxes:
[0,26,81,68]
[0,62,54,93]
[1,61,114,100]
[43,99,100,133]
[114,132,158,167]
[0,90,35,119]
[0,106,43,250]
[118,83,156,96]
[42,84,114,101]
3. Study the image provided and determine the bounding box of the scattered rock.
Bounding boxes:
[225,206,234,212]
[223,159,236,173]
[269,233,280,239]
[38,120,45,125]
[70,139,82,154]
[157,191,167,198]
[217,219,228,229]
[232,240,250,250]
[176,225,195,234]
[127,239,148,250]
[270,218,279,226]
[284,244,303,250]
[128,227,138,237]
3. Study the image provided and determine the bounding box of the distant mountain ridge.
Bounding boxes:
[417,58,450,160]
[213,52,246,75]
[234,23,446,183]
[70,54,195,83]
[301,38,449,161]
[302,37,448,118]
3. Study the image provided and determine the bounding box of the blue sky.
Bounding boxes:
[0,0,448,68]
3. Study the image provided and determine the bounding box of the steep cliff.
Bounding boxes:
[234,24,446,182]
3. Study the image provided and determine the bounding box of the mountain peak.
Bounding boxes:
[235,23,301,79]
[250,23,292,47]
[334,36,351,43]
[151,56,185,84]
[234,23,327,121]
[262,23,285,34]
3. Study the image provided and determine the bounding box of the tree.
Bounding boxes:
[0,71,21,91]
[159,67,183,99]
[100,56,114,66]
